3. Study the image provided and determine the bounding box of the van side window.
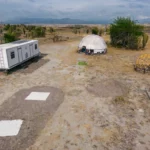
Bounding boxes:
[11,52,15,59]
[35,44,37,50]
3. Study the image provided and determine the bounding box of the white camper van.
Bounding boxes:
[0,40,40,70]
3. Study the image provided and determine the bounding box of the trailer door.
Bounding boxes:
[7,48,19,68]
[30,44,34,57]
[17,47,23,62]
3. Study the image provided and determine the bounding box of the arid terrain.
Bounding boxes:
[0,26,150,150]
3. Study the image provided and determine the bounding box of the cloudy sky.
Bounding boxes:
[0,0,150,21]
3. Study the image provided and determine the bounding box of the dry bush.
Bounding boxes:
[113,96,126,105]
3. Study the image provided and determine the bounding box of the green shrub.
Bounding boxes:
[92,27,99,35]
[143,33,149,48]
[73,29,77,34]
[113,96,125,105]
[110,17,147,50]
[78,61,87,66]
[0,28,3,34]
[86,29,89,34]
[31,26,45,38]
[4,24,10,30]
[4,33,17,43]
[99,28,104,36]
[49,27,55,33]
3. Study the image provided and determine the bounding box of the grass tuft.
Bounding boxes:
[78,61,87,66]
[113,96,126,105]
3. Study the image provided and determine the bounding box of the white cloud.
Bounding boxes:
[138,15,150,20]
[0,0,150,21]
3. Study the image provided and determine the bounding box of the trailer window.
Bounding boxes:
[11,52,15,59]
[35,44,37,50]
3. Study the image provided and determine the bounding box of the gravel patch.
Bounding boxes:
[87,79,129,98]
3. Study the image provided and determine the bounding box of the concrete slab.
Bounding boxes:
[25,92,50,101]
[0,120,23,137]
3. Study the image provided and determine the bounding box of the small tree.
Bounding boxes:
[23,28,26,35]
[92,27,99,35]
[52,34,59,42]
[99,28,104,36]
[4,24,10,30]
[32,26,46,38]
[14,30,21,38]
[143,33,149,48]
[49,27,55,33]
[4,33,17,43]
[0,28,3,34]
[0,36,3,44]
[86,29,89,34]
[73,29,77,34]
[27,25,36,31]
[110,17,148,50]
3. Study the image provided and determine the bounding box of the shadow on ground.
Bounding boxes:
[1,53,49,75]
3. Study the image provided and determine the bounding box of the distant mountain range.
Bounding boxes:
[139,18,150,24]
[5,17,150,24]
[5,18,111,24]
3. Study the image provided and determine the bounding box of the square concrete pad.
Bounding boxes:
[25,92,50,101]
[0,120,23,137]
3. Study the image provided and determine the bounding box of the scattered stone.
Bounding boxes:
[92,145,98,149]
[139,109,144,113]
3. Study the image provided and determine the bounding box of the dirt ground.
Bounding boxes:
[0,33,150,150]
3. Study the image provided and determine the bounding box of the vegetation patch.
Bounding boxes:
[110,17,149,50]
[113,96,126,105]
[91,27,105,36]
[78,61,87,66]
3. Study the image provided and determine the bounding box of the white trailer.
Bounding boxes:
[0,40,40,70]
